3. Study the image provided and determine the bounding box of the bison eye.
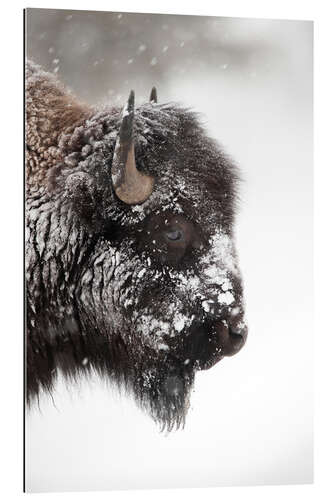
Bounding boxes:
[165,229,183,242]
[140,212,202,264]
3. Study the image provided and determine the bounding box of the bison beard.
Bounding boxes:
[25,60,248,431]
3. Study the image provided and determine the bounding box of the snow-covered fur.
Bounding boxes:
[26,60,247,431]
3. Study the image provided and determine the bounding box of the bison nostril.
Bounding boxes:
[229,326,245,341]
[228,327,246,352]
[213,321,247,358]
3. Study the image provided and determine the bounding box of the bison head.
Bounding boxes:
[27,78,247,431]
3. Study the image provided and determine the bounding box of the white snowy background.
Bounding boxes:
[25,9,313,492]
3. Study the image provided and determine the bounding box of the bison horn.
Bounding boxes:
[149,86,157,104]
[111,90,154,205]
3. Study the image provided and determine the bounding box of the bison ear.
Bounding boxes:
[149,86,157,104]
[64,171,102,227]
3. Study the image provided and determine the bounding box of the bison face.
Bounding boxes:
[51,94,247,430]
[106,210,247,367]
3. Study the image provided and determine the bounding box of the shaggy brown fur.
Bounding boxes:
[26,61,91,188]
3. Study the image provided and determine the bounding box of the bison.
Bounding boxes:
[25,60,248,431]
